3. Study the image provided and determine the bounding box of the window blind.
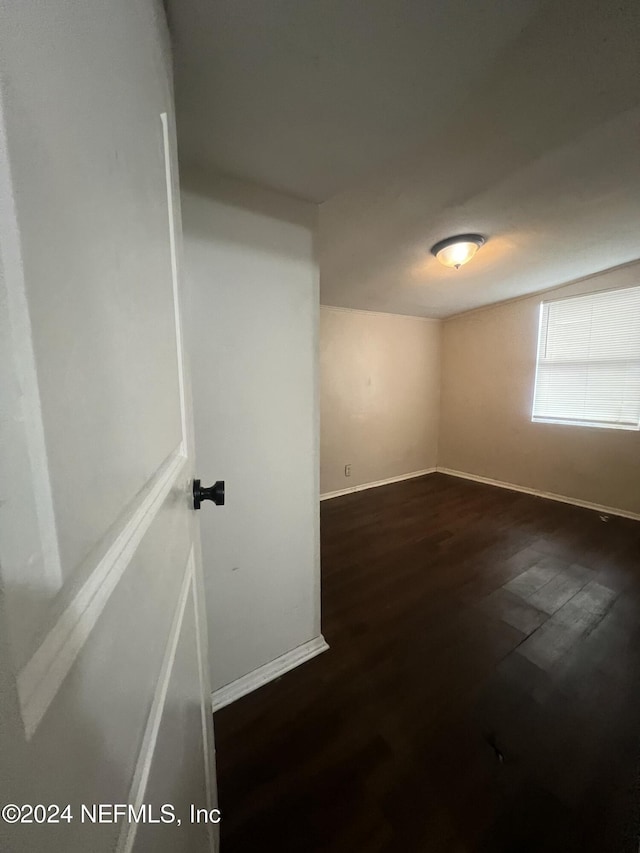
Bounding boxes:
[532,285,640,430]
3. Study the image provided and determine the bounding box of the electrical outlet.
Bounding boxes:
[344,464,351,477]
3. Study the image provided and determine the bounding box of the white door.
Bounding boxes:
[0,3,217,852]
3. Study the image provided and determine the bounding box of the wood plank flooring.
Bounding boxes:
[214,473,640,851]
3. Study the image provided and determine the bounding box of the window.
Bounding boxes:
[532,285,640,431]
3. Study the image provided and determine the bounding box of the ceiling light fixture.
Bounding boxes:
[431,234,485,269]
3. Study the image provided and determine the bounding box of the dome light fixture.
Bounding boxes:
[431,234,485,269]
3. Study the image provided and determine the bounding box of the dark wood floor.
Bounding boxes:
[214,473,640,852]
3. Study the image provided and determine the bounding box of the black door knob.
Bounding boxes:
[193,479,225,509]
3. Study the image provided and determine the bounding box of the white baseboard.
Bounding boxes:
[320,464,640,521]
[320,467,436,501]
[436,467,640,522]
[211,635,329,712]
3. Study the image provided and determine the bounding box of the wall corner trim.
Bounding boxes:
[320,467,436,501]
[210,635,329,712]
[436,467,640,522]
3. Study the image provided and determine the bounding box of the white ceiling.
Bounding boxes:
[168,0,543,202]
[168,0,640,317]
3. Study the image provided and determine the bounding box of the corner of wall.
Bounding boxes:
[311,213,322,639]
[434,317,444,469]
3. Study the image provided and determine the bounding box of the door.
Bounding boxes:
[0,3,217,852]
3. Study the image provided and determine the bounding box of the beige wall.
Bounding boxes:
[440,264,640,516]
[320,307,440,495]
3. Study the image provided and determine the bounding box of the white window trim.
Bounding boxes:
[531,287,640,432]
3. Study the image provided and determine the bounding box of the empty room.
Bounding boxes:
[1,2,639,853]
